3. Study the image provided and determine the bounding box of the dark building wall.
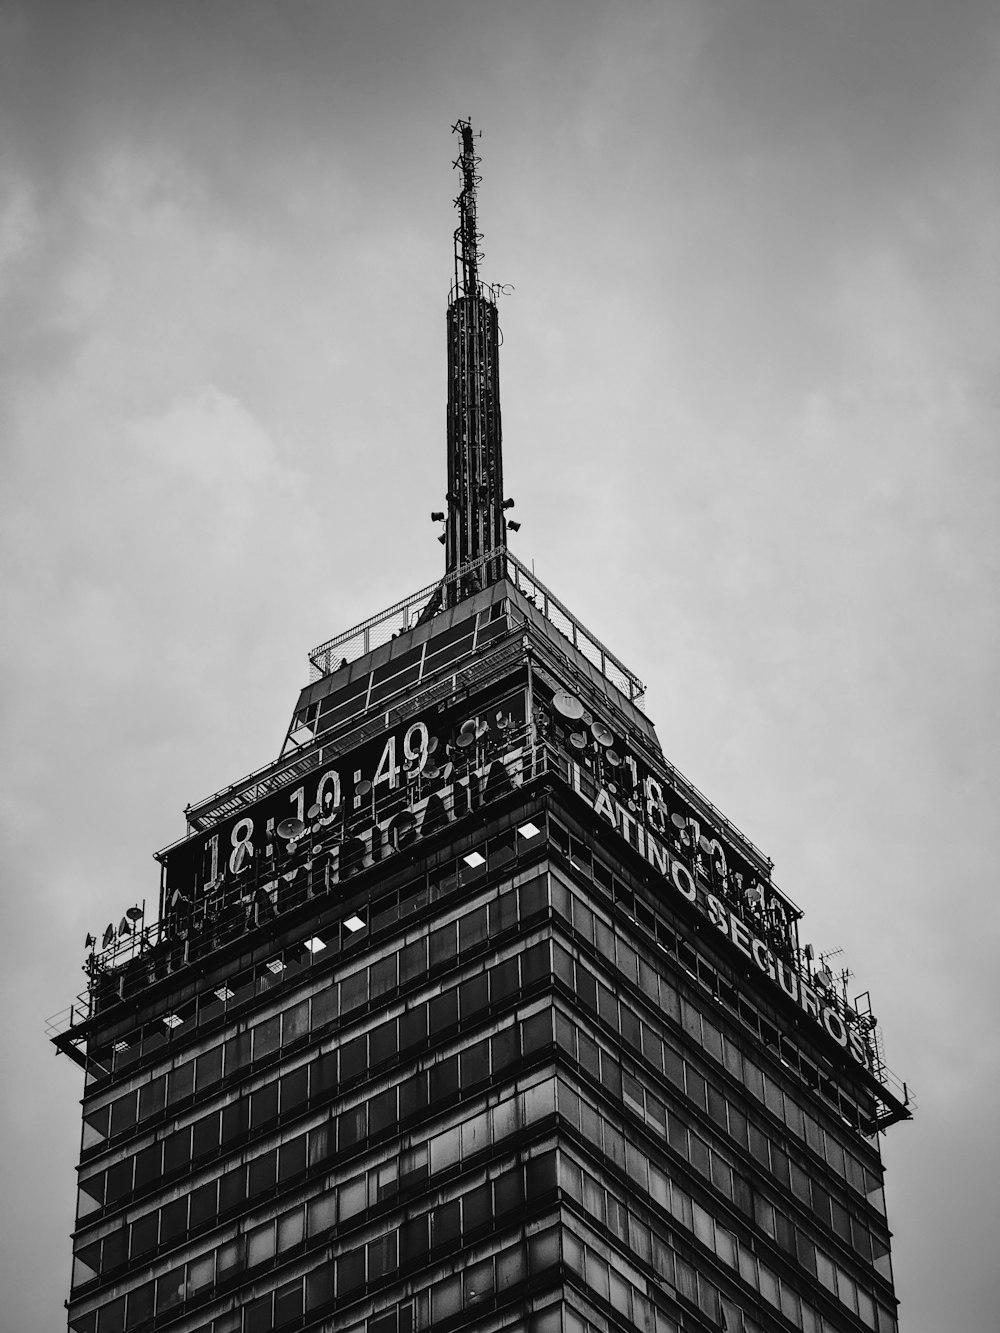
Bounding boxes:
[68,805,896,1333]
[63,595,903,1333]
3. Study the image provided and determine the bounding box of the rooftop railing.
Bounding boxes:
[308,548,646,707]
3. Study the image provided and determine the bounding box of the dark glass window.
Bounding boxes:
[370,1022,398,1067]
[305,1264,334,1311]
[221,1097,249,1145]
[279,1136,307,1183]
[189,1182,216,1231]
[224,1032,251,1076]
[340,1033,367,1082]
[460,974,489,1021]
[159,1198,187,1245]
[399,1073,427,1121]
[282,1000,310,1046]
[132,1144,160,1193]
[433,1199,461,1248]
[103,1159,131,1206]
[399,1006,428,1050]
[248,1148,277,1198]
[577,1031,601,1080]
[280,1065,309,1114]
[429,991,458,1037]
[244,1294,272,1333]
[430,1055,459,1104]
[274,1279,304,1328]
[341,970,368,1013]
[429,923,457,969]
[130,1211,158,1258]
[126,1282,154,1328]
[195,1047,222,1092]
[192,1113,221,1160]
[492,1025,519,1072]
[339,1104,367,1149]
[459,905,489,952]
[460,1038,490,1088]
[399,939,426,985]
[338,1247,366,1296]
[369,955,397,1000]
[251,1082,279,1130]
[369,1088,398,1137]
[109,1094,137,1137]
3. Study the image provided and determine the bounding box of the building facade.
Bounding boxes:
[53,124,909,1333]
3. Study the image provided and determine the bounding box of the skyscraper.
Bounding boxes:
[53,122,910,1333]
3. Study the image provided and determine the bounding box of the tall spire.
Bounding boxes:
[442,119,508,606]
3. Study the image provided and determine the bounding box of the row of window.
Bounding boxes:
[550,864,885,1209]
[553,994,889,1278]
[561,1132,892,1332]
[81,929,551,1190]
[84,888,547,1157]
[77,1004,553,1230]
[86,866,546,1124]
[74,1151,557,1333]
[73,1200,559,1333]
[550,818,879,1137]
[75,1076,560,1298]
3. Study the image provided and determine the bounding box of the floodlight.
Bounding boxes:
[304,937,326,954]
[163,1014,183,1029]
[344,914,366,933]
[518,822,541,839]
[266,959,285,974]
[463,851,487,868]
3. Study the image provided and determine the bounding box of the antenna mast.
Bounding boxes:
[443,119,507,605]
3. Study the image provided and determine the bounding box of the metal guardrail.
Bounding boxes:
[307,549,646,706]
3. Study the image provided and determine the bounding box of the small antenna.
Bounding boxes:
[452,118,482,298]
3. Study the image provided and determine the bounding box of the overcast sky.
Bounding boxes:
[1,2,997,1330]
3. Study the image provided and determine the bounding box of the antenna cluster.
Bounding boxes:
[452,118,484,299]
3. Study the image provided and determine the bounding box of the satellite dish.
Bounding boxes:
[306,803,321,820]
[459,718,478,736]
[570,731,587,749]
[698,835,714,856]
[395,810,416,831]
[591,721,614,747]
[456,730,475,748]
[125,905,143,921]
[475,719,489,738]
[553,690,584,720]
[605,749,622,766]
[118,917,132,936]
[277,817,306,841]
[581,709,593,725]
[85,933,96,950]
[102,924,115,948]
[427,735,439,753]
[424,764,441,779]
[356,780,373,797]
[671,813,688,830]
